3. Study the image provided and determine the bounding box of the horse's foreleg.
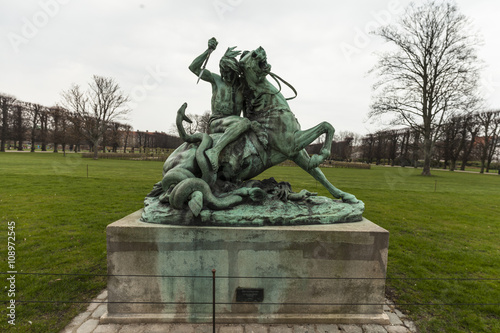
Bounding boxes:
[292,150,358,203]
[293,122,334,169]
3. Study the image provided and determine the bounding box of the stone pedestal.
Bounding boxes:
[102,210,389,325]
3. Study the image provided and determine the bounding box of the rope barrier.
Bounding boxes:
[1,299,499,307]
[2,271,497,308]
[1,271,498,281]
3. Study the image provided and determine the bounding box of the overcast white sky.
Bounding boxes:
[1,0,499,135]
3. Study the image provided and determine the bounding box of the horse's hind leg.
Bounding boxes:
[293,122,334,169]
[292,150,358,203]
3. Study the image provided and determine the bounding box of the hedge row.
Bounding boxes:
[278,160,371,169]
[81,153,171,161]
[320,161,371,169]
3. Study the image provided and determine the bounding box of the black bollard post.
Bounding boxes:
[212,269,216,333]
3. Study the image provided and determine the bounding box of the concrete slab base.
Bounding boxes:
[104,210,389,325]
[100,312,390,325]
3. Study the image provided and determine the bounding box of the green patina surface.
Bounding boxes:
[142,38,362,224]
[143,192,365,226]
[107,212,387,322]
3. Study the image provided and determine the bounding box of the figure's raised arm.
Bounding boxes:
[189,38,218,83]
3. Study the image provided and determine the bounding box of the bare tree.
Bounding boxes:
[361,134,376,163]
[66,111,84,152]
[386,130,400,166]
[477,110,500,173]
[198,111,211,134]
[399,129,412,166]
[50,106,70,154]
[62,75,129,159]
[460,114,480,171]
[0,94,16,152]
[106,121,124,153]
[50,106,62,153]
[370,1,482,176]
[39,108,49,151]
[122,124,132,153]
[28,103,44,152]
[169,111,211,136]
[485,114,500,172]
[136,130,146,152]
[12,102,27,151]
[440,115,466,171]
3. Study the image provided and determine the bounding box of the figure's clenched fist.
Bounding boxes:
[208,37,218,50]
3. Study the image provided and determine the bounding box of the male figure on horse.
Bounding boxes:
[189,37,252,171]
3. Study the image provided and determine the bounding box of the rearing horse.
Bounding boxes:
[152,47,357,217]
[238,46,357,203]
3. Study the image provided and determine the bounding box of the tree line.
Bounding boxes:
[0,93,183,157]
[359,110,500,173]
[0,76,183,158]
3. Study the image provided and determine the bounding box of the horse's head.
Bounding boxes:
[239,47,272,86]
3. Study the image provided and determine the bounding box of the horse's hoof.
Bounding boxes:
[341,193,358,204]
[308,155,323,170]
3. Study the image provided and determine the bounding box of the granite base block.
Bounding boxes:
[103,210,389,325]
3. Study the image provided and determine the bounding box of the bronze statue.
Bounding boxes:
[142,38,363,225]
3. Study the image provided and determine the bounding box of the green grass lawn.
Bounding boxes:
[0,153,499,332]
[0,153,161,332]
[259,165,500,332]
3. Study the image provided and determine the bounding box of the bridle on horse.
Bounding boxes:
[266,71,298,101]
